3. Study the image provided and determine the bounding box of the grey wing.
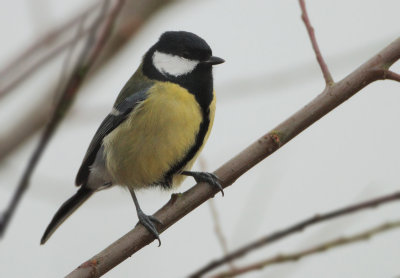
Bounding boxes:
[75,90,148,186]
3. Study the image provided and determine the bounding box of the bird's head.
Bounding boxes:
[142,31,224,81]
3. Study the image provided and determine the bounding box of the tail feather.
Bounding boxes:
[41,187,93,245]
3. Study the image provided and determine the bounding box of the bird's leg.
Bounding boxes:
[129,188,162,246]
[181,171,224,196]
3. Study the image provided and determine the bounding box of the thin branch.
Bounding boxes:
[66,37,400,278]
[0,2,101,99]
[0,2,99,76]
[0,26,92,99]
[211,220,400,278]
[383,70,400,82]
[367,68,400,84]
[0,0,125,238]
[53,13,87,105]
[190,190,400,277]
[299,0,334,85]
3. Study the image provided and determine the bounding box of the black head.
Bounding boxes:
[142,31,224,110]
[157,31,212,61]
[142,31,224,80]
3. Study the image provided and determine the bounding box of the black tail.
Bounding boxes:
[41,187,93,245]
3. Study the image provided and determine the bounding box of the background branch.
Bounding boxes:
[0,0,125,238]
[0,2,101,99]
[190,190,400,277]
[0,27,92,100]
[65,35,400,278]
[211,220,400,278]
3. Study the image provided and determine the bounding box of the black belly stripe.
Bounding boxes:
[161,108,210,188]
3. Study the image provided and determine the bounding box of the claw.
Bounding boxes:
[183,171,224,196]
[202,173,224,197]
[137,210,162,246]
[147,215,163,225]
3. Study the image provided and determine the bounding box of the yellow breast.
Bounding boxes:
[103,82,205,189]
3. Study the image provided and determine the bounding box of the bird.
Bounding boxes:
[41,31,225,246]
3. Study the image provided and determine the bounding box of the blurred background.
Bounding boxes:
[1,0,400,277]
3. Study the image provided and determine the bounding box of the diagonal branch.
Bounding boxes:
[0,0,125,238]
[299,0,334,86]
[190,190,400,277]
[66,37,400,278]
[211,220,400,278]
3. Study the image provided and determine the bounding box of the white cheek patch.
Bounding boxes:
[152,51,198,77]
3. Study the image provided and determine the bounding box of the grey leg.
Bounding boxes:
[129,188,162,246]
[181,171,224,196]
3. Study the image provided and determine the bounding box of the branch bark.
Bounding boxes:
[190,190,400,277]
[65,36,400,278]
[211,220,400,278]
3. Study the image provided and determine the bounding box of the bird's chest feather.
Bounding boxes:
[103,82,206,188]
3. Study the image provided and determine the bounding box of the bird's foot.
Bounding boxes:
[137,210,163,246]
[183,171,224,196]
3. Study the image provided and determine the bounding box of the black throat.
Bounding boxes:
[142,49,214,112]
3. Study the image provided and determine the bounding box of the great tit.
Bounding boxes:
[41,31,224,245]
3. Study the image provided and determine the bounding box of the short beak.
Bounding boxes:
[202,56,225,65]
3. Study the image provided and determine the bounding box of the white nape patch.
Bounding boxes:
[152,51,198,77]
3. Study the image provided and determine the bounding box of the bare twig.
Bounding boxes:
[0,2,101,99]
[53,14,87,104]
[66,37,400,278]
[0,2,99,76]
[190,190,400,277]
[0,0,125,238]
[299,0,334,86]
[383,70,400,82]
[0,27,92,99]
[211,220,400,278]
